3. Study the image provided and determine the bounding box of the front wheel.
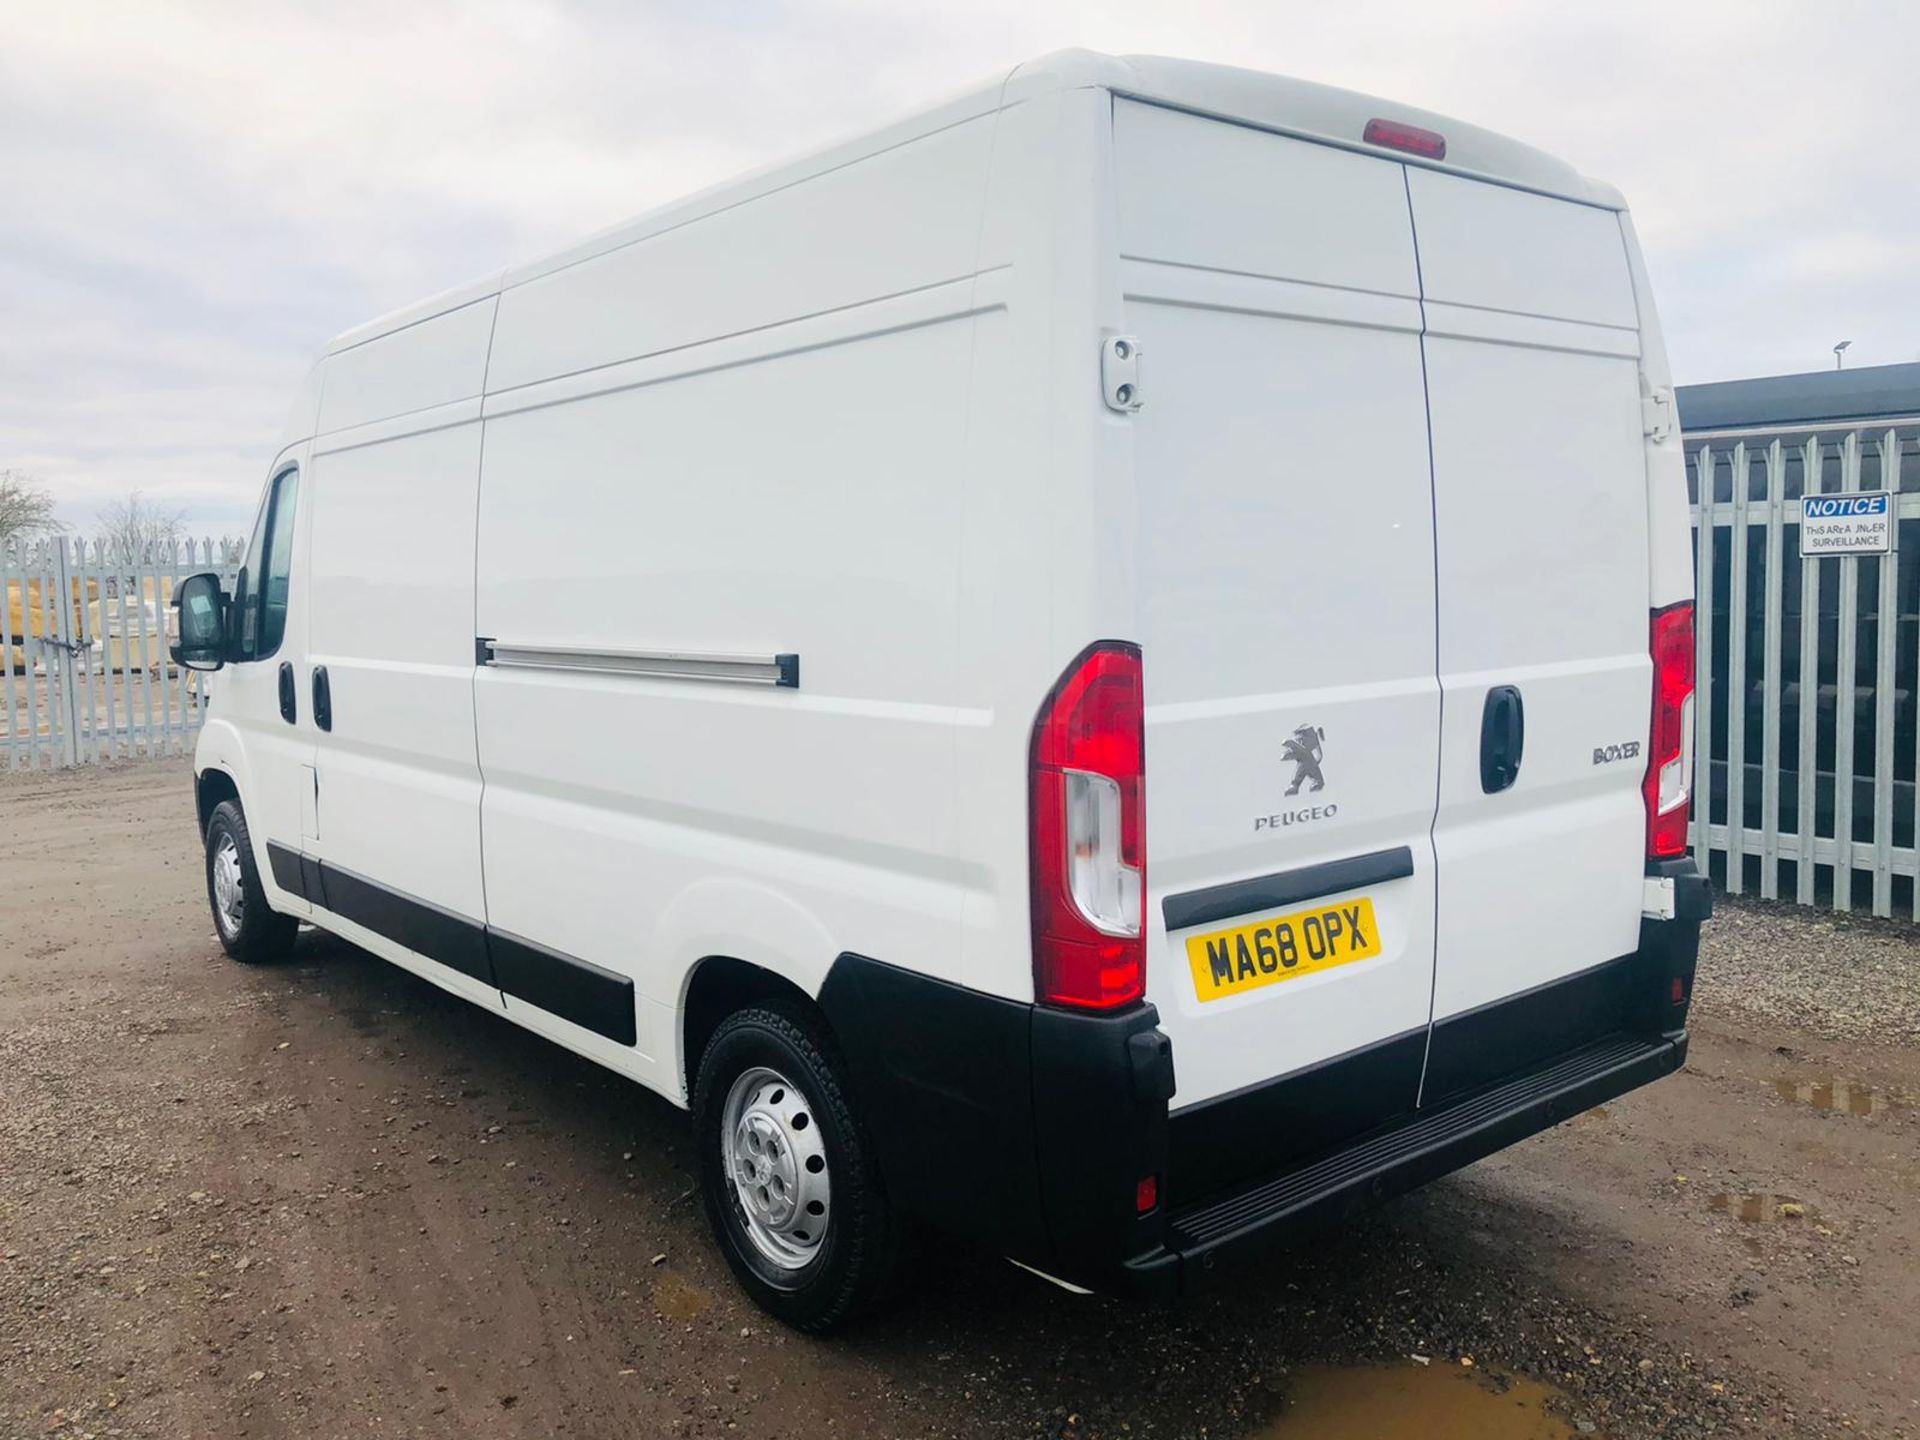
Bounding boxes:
[204,798,298,964]
[693,1004,908,1330]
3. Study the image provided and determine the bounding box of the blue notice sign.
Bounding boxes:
[1801,491,1894,556]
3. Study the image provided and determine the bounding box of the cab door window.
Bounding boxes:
[233,467,300,661]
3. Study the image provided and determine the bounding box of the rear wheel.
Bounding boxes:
[204,799,298,964]
[693,1003,907,1330]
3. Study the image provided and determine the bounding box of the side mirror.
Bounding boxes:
[171,572,229,672]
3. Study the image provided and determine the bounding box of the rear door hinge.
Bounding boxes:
[1640,382,1675,443]
[1101,334,1143,413]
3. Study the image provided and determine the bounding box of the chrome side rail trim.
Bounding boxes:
[480,639,798,688]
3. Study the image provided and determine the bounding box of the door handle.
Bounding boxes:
[312,665,333,733]
[277,662,297,725]
[1480,685,1524,794]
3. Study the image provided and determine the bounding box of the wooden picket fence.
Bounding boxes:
[2,536,240,768]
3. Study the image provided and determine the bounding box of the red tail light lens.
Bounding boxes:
[1135,1174,1159,1214]
[1030,643,1146,1009]
[1364,118,1447,160]
[1645,602,1696,859]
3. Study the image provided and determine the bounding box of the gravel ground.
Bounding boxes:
[1695,896,1920,1044]
[3,760,1919,1439]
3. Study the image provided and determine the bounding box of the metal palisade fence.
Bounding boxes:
[1690,418,1920,915]
[3,536,240,769]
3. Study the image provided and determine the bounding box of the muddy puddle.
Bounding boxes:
[1257,1361,1581,1439]
[1709,1192,1818,1224]
[1773,1077,1908,1116]
[651,1269,714,1321]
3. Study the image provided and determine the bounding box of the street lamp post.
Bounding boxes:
[1834,340,1853,370]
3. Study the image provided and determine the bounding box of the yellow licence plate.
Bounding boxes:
[1186,896,1382,1002]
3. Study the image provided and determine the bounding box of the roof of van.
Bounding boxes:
[323,49,1618,356]
[1676,362,1920,433]
[1054,53,1618,208]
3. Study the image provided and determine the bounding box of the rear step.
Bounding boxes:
[1167,1032,1684,1265]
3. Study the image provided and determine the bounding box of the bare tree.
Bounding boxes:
[0,469,61,546]
[96,491,190,560]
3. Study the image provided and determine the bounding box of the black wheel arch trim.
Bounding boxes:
[194,767,241,837]
[817,952,1174,1281]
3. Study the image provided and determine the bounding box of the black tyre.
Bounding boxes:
[204,798,298,965]
[693,1003,907,1331]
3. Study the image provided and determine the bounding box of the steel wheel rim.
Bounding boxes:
[720,1065,831,1272]
[212,833,245,937]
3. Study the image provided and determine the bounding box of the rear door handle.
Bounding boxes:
[1480,685,1524,794]
[311,665,333,733]
[277,662,297,725]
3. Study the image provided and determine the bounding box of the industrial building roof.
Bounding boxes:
[1677,362,1920,432]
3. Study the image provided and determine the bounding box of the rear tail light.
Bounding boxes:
[1364,118,1447,160]
[1645,602,1696,859]
[1030,643,1146,1009]
[1135,1174,1159,1215]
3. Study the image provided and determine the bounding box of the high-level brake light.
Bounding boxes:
[1364,118,1447,160]
[1645,602,1696,859]
[1030,643,1146,1010]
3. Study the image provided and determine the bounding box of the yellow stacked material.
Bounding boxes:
[87,578,176,674]
[5,578,96,673]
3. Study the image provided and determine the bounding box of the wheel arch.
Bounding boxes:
[195,766,241,837]
[657,877,841,1100]
[680,955,820,1100]
[191,717,249,835]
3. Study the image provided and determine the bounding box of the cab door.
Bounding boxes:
[223,456,315,917]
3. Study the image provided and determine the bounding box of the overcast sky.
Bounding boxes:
[3,0,1916,536]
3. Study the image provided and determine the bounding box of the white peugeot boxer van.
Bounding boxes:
[173,51,1709,1330]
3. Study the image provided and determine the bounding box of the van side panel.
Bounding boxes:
[316,298,498,435]
[486,116,996,395]
[474,117,999,1097]
[1411,170,1651,1069]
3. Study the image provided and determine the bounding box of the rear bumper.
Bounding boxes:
[820,860,1708,1298]
[1119,1029,1685,1296]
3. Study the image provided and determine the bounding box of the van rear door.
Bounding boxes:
[1114,100,1443,1202]
[1408,171,1653,1101]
